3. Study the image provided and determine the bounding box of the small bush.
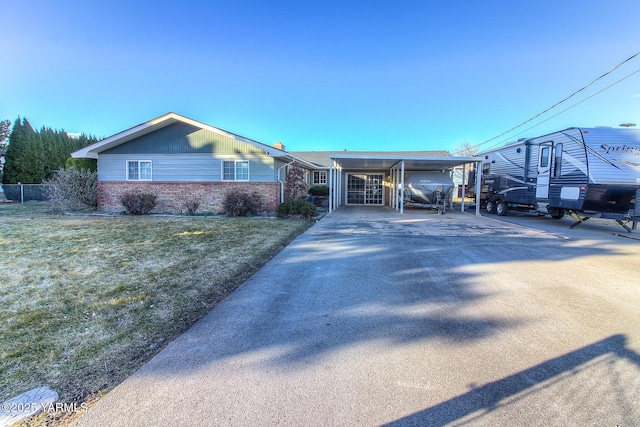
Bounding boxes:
[43,168,98,213]
[308,185,329,197]
[184,200,200,215]
[223,189,262,217]
[276,200,317,219]
[120,192,157,215]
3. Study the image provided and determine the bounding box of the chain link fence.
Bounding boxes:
[1,184,47,202]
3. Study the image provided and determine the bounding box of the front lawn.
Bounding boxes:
[0,203,310,423]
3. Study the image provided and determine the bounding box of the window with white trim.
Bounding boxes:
[313,170,327,185]
[127,160,152,181]
[222,160,249,181]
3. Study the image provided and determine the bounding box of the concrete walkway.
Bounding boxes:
[76,207,640,426]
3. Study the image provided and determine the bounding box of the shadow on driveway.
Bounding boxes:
[384,334,640,426]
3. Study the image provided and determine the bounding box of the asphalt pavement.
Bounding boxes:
[74,206,640,426]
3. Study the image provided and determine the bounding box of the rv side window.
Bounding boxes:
[483,162,490,174]
[540,147,550,168]
[553,143,563,177]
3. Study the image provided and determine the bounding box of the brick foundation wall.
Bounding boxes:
[98,181,280,214]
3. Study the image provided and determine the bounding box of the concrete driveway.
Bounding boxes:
[76,206,640,426]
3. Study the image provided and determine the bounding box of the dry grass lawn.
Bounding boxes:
[0,202,311,423]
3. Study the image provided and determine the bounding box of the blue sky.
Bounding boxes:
[1,1,640,153]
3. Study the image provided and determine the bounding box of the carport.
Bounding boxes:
[327,154,483,215]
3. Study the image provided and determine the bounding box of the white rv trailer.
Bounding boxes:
[474,127,640,229]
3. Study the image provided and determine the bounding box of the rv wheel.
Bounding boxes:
[550,208,565,219]
[485,200,496,214]
[496,200,509,216]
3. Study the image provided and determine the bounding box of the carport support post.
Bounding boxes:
[392,168,396,208]
[449,169,454,210]
[400,161,405,214]
[389,168,394,207]
[336,163,341,209]
[395,166,400,211]
[388,168,391,207]
[461,164,467,212]
[338,164,342,208]
[475,160,482,216]
[329,159,333,213]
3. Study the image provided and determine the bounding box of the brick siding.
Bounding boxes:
[98,181,280,214]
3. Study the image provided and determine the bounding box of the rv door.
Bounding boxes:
[536,142,552,199]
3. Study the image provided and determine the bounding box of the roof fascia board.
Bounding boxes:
[330,153,477,161]
[330,154,480,164]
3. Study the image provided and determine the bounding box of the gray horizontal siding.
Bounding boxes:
[102,123,266,155]
[98,154,277,182]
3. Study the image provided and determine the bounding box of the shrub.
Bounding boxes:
[308,185,329,197]
[223,189,262,217]
[120,191,157,215]
[276,200,317,219]
[184,200,200,215]
[43,168,98,213]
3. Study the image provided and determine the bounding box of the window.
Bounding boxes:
[313,171,327,185]
[540,147,550,168]
[553,143,563,177]
[222,160,249,181]
[127,160,152,181]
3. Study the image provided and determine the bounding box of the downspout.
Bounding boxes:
[278,158,296,203]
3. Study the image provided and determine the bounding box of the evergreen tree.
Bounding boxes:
[3,118,24,184]
[2,117,99,184]
[2,118,44,184]
[65,157,97,172]
[41,127,57,180]
[41,127,73,180]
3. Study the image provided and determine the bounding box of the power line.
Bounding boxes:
[469,50,640,153]
[481,67,640,151]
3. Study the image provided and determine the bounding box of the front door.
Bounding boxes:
[536,143,552,199]
[346,174,384,205]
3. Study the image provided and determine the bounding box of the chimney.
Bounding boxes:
[274,141,285,151]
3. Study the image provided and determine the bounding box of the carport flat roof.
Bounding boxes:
[328,154,480,170]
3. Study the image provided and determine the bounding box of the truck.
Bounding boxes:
[473,127,640,230]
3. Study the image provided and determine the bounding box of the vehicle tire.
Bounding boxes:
[550,208,565,219]
[485,199,496,214]
[496,200,509,216]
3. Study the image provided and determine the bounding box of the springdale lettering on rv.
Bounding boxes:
[599,144,640,156]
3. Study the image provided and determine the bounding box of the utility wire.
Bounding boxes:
[469,50,640,153]
[481,67,640,151]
